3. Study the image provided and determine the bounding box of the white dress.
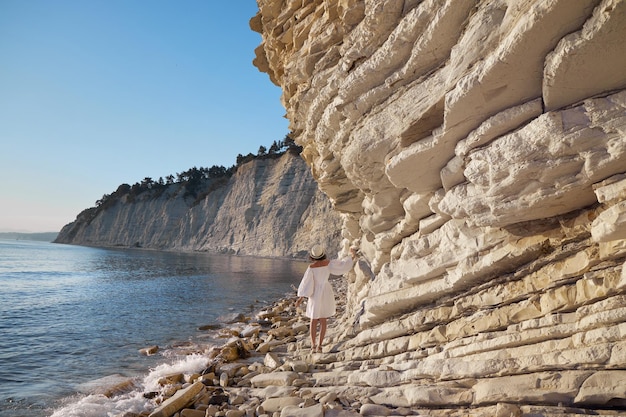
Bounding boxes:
[297,257,353,319]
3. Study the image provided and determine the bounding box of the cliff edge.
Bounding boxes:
[55,153,343,258]
[252,0,626,415]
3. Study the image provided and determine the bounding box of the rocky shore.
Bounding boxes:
[118,276,379,417]
[69,240,626,417]
[118,266,625,417]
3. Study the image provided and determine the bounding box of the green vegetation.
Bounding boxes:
[92,134,303,214]
[235,134,302,165]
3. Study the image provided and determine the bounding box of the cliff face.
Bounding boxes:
[253,0,626,414]
[55,153,343,258]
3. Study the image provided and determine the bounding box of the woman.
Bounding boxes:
[296,244,357,353]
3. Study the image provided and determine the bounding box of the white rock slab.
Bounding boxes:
[250,371,300,388]
[573,370,626,405]
[544,0,626,111]
[148,381,204,417]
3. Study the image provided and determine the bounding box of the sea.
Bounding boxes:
[0,239,307,417]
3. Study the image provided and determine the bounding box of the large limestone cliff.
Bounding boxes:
[253,0,626,415]
[55,153,343,258]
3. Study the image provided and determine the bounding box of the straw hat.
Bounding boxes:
[310,244,326,260]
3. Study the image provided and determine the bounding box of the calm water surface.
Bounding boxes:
[0,240,306,417]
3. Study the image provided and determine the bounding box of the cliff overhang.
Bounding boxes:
[252,0,626,414]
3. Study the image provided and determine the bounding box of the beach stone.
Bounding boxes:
[292,322,308,334]
[264,352,282,369]
[219,373,229,387]
[158,373,184,386]
[139,345,159,356]
[77,374,137,398]
[180,409,205,417]
[198,323,222,331]
[162,385,180,398]
[235,367,249,378]
[250,372,299,388]
[193,392,211,406]
[144,391,159,400]
[103,380,137,398]
[234,378,251,389]
[268,326,294,338]
[257,310,277,320]
[205,405,221,415]
[301,398,316,407]
[259,385,297,399]
[241,324,261,338]
[199,372,216,385]
[229,394,245,405]
[359,404,391,416]
[261,397,303,413]
[208,391,229,405]
[292,378,312,388]
[220,328,243,338]
[319,391,338,405]
[226,409,246,417]
[325,409,361,417]
[248,362,266,372]
[148,381,204,417]
[217,363,247,378]
[257,340,285,354]
[237,371,260,387]
[280,403,323,417]
[286,360,309,373]
[185,373,200,384]
[219,312,247,323]
[220,346,240,362]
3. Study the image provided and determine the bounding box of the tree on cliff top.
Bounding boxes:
[92,132,299,211]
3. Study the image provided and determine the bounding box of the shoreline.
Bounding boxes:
[51,241,312,263]
[2,240,335,417]
[76,276,362,417]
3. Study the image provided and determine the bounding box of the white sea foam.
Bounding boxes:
[142,353,211,393]
[50,353,212,417]
[49,391,151,417]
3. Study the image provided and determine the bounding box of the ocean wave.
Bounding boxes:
[50,352,212,417]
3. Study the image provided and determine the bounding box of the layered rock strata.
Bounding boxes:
[55,153,343,258]
[127,282,626,417]
[252,0,626,415]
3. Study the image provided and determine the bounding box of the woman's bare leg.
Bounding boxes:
[310,318,319,349]
[318,318,327,351]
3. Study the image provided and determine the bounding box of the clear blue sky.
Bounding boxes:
[0,1,289,233]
